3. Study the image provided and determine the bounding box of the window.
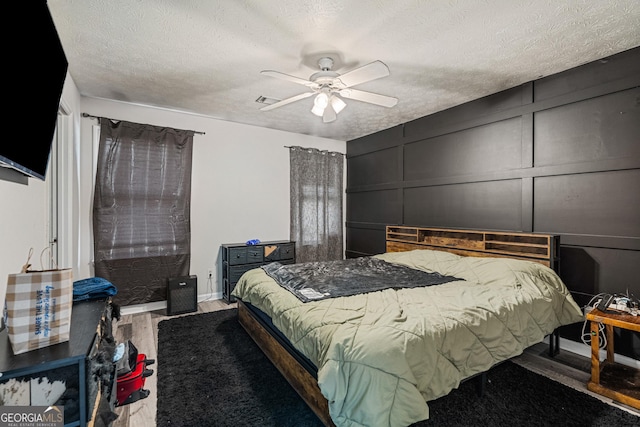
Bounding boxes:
[93,119,194,306]
[289,146,343,262]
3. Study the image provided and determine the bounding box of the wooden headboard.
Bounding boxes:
[386,225,559,270]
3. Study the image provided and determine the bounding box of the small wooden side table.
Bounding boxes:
[586,308,640,410]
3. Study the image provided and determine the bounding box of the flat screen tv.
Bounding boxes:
[0,1,68,181]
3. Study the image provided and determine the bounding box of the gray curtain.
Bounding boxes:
[289,146,344,263]
[93,119,193,306]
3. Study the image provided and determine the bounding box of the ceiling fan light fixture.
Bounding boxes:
[311,92,330,116]
[330,95,346,114]
[314,92,329,108]
[323,103,337,123]
[311,103,324,117]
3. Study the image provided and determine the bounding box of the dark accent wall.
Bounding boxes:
[346,47,640,357]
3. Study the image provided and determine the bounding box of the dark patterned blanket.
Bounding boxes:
[261,256,460,302]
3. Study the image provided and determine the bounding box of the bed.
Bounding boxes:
[231,226,584,427]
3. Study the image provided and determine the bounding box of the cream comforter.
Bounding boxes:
[232,249,583,427]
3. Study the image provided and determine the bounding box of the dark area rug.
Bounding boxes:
[156,308,639,427]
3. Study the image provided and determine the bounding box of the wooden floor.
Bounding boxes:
[111,300,639,427]
[112,299,235,427]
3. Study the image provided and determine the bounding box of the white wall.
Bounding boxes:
[0,178,48,320]
[79,97,345,304]
[0,72,82,322]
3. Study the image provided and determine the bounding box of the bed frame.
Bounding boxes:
[237,226,560,427]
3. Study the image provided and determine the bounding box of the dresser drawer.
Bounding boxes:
[247,247,263,263]
[228,247,247,265]
[279,243,295,261]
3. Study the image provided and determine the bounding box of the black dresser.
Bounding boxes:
[221,240,295,303]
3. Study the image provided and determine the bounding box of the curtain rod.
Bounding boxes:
[82,113,205,135]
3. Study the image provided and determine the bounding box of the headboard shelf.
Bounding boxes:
[386,226,559,269]
[386,227,420,242]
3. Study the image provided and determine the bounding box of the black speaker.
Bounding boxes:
[167,275,198,316]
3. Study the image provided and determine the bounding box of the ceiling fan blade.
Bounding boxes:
[261,70,316,88]
[336,60,390,88]
[323,104,337,123]
[260,92,314,111]
[338,88,398,108]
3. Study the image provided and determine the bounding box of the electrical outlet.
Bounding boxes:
[207,268,214,278]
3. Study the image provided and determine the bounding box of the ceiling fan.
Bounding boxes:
[259,57,398,123]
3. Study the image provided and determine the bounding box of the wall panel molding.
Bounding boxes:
[346,47,640,357]
[347,156,640,193]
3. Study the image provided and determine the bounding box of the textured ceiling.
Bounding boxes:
[47,0,640,141]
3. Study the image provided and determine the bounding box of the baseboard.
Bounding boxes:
[120,301,167,315]
[547,336,640,369]
[197,291,224,303]
[119,291,224,315]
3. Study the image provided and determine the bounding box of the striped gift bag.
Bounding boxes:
[4,268,73,354]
